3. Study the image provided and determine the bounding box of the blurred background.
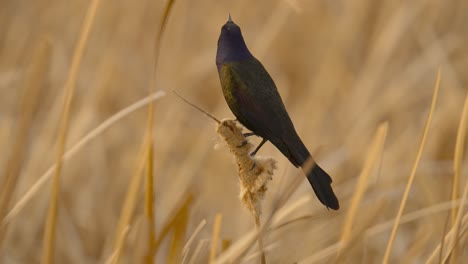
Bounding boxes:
[0,0,467,263]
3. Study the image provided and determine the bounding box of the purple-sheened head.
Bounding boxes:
[216,15,253,69]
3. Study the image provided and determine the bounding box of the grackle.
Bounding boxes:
[216,15,339,210]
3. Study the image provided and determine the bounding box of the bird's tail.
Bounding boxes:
[304,163,339,210]
[277,134,339,210]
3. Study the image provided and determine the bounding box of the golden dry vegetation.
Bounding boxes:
[0,0,467,263]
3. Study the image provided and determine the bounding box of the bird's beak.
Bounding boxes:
[228,13,233,23]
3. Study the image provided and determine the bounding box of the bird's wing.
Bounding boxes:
[227,59,295,138]
[221,59,306,167]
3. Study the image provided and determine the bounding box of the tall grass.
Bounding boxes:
[0,0,467,263]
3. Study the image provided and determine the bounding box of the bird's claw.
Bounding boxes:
[243,132,255,138]
[249,162,256,171]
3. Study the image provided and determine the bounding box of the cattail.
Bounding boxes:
[216,119,276,224]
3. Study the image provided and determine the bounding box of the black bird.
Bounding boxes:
[216,16,339,210]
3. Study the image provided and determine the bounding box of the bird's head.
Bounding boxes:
[220,14,243,39]
[216,15,253,68]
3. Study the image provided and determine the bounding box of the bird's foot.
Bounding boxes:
[250,138,267,157]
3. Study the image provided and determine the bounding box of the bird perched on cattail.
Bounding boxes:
[216,15,339,210]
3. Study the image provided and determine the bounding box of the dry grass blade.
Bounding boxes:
[271,214,315,231]
[339,122,388,248]
[214,223,260,264]
[444,182,468,263]
[180,250,189,264]
[167,199,190,264]
[153,194,193,256]
[109,134,150,264]
[439,210,451,264]
[298,242,344,264]
[188,239,209,264]
[244,242,280,262]
[144,143,156,264]
[182,219,207,258]
[269,195,311,227]
[104,226,130,264]
[445,94,468,264]
[246,213,319,261]
[365,199,468,238]
[146,0,176,129]
[209,213,223,264]
[451,95,468,224]
[41,0,101,263]
[0,40,50,246]
[425,182,468,263]
[2,91,165,226]
[144,0,176,262]
[382,69,441,264]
